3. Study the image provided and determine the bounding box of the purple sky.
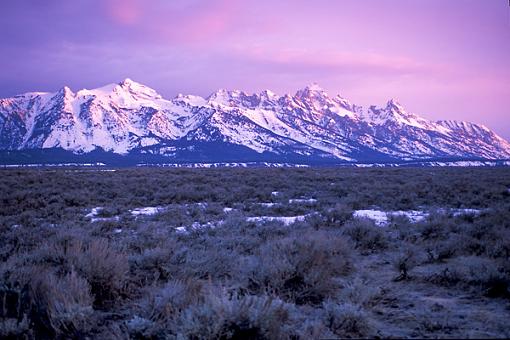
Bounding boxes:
[1,0,509,139]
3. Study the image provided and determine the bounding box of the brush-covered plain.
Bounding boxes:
[1,167,510,338]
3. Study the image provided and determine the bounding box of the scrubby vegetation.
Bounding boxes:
[1,167,509,338]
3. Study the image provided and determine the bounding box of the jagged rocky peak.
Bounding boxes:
[206,88,230,103]
[385,98,409,115]
[174,93,207,107]
[333,94,356,112]
[294,83,336,115]
[58,85,75,98]
[259,89,279,103]
[365,99,412,122]
[295,82,328,99]
[207,88,256,107]
[256,90,279,108]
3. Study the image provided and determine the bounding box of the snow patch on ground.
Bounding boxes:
[255,202,280,207]
[190,221,217,231]
[289,198,317,204]
[353,210,427,226]
[175,226,188,234]
[85,207,103,218]
[353,208,482,226]
[246,215,310,226]
[85,207,120,223]
[189,202,208,209]
[449,208,482,217]
[176,221,220,234]
[130,207,164,216]
[130,203,207,217]
[65,169,117,173]
[136,163,310,168]
[1,163,106,168]
[91,216,120,223]
[86,203,210,220]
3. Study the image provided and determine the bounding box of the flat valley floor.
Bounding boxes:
[1,167,509,338]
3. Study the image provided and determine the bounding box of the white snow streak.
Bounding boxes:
[289,198,317,204]
[353,208,482,226]
[246,215,309,226]
[130,207,164,216]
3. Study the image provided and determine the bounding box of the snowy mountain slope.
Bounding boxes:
[0,79,213,154]
[1,79,509,163]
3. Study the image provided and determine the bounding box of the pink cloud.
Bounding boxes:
[104,0,141,25]
[156,0,239,42]
[234,46,448,76]
[101,0,242,43]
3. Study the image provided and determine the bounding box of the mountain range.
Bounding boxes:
[1,79,509,165]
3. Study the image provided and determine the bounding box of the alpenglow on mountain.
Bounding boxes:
[1,79,509,165]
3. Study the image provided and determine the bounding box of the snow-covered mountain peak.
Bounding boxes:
[291,84,362,120]
[116,78,162,99]
[386,98,403,108]
[386,99,410,117]
[174,93,207,107]
[333,94,356,111]
[118,78,139,87]
[361,101,448,133]
[76,83,117,98]
[260,89,277,99]
[363,104,400,124]
[295,83,328,99]
[207,88,241,107]
[58,86,74,98]
[365,99,410,122]
[305,83,325,92]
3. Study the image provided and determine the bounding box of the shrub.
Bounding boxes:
[242,231,353,305]
[0,316,29,338]
[35,237,129,308]
[175,290,295,339]
[180,243,239,281]
[21,268,96,338]
[337,278,382,308]
[392,247,419,281]
[322,301,372,338]
[128,279,204,337]
[129,246,176,284]
[429,256,509,298]
[342,219,389,253]
[74,239,129,307]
